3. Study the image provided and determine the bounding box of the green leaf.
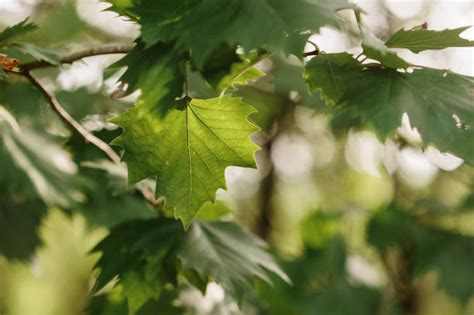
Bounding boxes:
[14,42,61,65]
[305,53,361,104]
[128,0,349,65]
[178,221,291,301]
[121,272,163,315]
[94,218,289,312]
[0,107,84,208]
[360,23,411,69]
[305,53,474,164]
[197,200,231,221]
[217,53,266,91]
[386,26,474,53]
[0,19,37,47]
[111,95,259,226]
[200,44,241,88]
[113,42,185,116]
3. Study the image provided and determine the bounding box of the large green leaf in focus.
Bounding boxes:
[305,53,474,164]
[386,26,474,53]
[126,0,349,65]
[94,218,288,313]
[111,95,259,227]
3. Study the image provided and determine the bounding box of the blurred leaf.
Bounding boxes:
[123,0,349,65]
[310,283,380,315]
[300,212,341,249]
[305,53,474,164]
[179,220,290,301]
[0,19,37,47]
[14,42,60,65]
[2,209,104,315]
[361,25,411,69]
[87,285,184,315]
[94,218,288,313]
[256,236,382,315]
[94,218,180,314]
[0,107,84,207]
[271,53,325,109]
[368,205,474,304]
[386,26,474,53]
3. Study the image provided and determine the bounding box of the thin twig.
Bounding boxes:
[20,45,134,71]
[24,71,122,164]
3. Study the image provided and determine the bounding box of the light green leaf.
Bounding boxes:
[386,26,474,53]
[122,272,162,315]
[111,95,259,226]
[0,19,37,47]
[197,200,231,221]
[305,53,474,163]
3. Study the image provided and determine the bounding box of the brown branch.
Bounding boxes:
[24,71,122,164]
[20,45,134,71]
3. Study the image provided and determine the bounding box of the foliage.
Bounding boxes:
[1,1,474,315]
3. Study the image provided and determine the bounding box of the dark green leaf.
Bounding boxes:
[0,107,84,208]
[127,0,349,65]
[94,218,288,312]
[305,53,474,164]
[386,26,474,53]
[367,206,474,304]
[113,42,185,116]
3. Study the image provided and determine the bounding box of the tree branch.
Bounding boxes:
[20,45,134,71]
[5,45,170,208]
[24,71,122,164]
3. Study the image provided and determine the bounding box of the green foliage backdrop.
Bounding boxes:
[0,1,473,315]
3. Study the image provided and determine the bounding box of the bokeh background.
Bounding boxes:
[0,1,473,314]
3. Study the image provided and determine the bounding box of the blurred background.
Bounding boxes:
[0,0,473,314]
